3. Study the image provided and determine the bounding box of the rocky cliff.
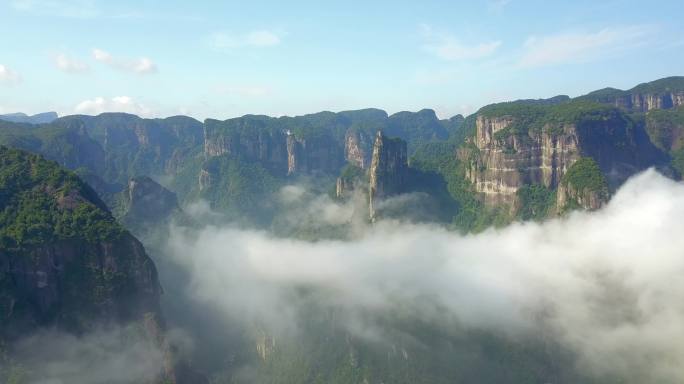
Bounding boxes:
[581,76,684,113]
[369,131,408,220]
[555,158,609,212]
[204,116,289,174]
[461,101,657,210]
[0,147,206,383]
[344,129,373,169]
[0,147,162,336]
[121,176,182,230]
[54,113,204,184]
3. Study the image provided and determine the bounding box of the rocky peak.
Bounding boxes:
[369,131,408,220]
[0,147,162,336]
[122,176,180,225]
[344,129,372,169]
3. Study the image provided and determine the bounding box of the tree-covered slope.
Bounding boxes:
[0,146,161,337]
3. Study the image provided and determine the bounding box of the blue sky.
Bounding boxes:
[0,0,682,120]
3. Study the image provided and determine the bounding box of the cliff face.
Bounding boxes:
[612,92,684,112]
[204,118,289,174]
[555,158,609,212]
[581,76,684,113]
[286,133,346,175]
[344,129,372,169]
[369,131,408,220]
[556,183,604,211]
[0,237,161,336]
[55,113,204,184]
[462,103,653,210]
[464,115,581,207]
[122,176,181,227]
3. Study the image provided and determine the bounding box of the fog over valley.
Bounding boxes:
[2,2,684,382]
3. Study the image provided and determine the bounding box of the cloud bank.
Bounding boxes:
[166,169,684,382]
[74,96,152,116]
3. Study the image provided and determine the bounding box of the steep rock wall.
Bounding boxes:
[369,131,408,220]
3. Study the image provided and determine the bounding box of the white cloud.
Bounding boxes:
[74,96,152,116]
[10,0,100,18]
[208,30,282,50]
[487,0,512,13]
[421,24,501,61]
[0,64,21,86]
[92,48,158,74]
[54,53,89,73]
[167,169,684,382]
[518,25,654,68]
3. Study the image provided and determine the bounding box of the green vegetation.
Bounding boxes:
[199,154,281,225]
[386,109,450,153]
[645,106,684,152]
[339,164,366,183]
[516,185,556,221]
[0,146,123,249]
[562,157,609,195]
[410,141,511,232]
[630,76,684,94]
[482,100,627,141]
[581,77,684,103]
[672,149,684,178]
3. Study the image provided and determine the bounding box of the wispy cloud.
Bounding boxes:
[74,96,152,116]
[518,25,655,68]
[92,48,157,74]
[11,0,100,18]
[487,0,512,13]
[420,24,501,61]
[208,30,282,50]
[53,53,89,73]
[0,64,22,86]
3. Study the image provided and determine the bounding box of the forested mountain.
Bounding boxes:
[1,76,684,383]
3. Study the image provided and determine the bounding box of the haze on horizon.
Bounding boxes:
[0,0,683,120]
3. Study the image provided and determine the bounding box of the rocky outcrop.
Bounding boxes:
[344,129,372,169]
[285,133,346,175]
[611,92,684,112]
[556,182,605,211]
[462,104,657,210]
[581,76,684,113]
[122,176,181,225]
[555,158,609,212]
[203,118,288,174]
[369,131,408,220]
[464,115,581,207]
[0,237,162,335]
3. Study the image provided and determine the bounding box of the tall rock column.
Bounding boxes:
[368,131,408,221]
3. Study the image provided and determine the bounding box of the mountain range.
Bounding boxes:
[1,75,683,383]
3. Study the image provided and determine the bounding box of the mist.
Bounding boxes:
[161,169,684,382]
[4,326,165,384]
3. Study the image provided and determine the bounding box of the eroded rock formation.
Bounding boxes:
[369,131,408,220]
